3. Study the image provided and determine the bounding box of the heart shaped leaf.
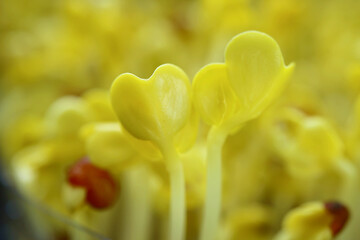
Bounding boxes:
[225,31,294,118]
[110,64,191,146]
[193,63,239,126]
[193,31,294,129]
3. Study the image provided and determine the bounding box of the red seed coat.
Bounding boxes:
[324,201,349,236]
[68,158,118,209]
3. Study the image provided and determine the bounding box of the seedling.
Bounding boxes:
[193,31,294,240]
[111,64,193,240]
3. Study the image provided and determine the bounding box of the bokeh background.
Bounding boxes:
[1,0,360,240]
[1,0,360,146]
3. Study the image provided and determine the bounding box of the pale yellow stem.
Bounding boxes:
[161,143,186,240]
[122,166,151,240]
[200,126,228,240]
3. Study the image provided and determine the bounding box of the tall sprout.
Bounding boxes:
[192,31,294,240]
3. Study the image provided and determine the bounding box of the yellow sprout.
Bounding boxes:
[275,202,333,240]
[269,108,344,177]
[111,64,191,144]
[193,31,294,129]
[275,201,349,240]
[111,63,194,240]
[44,96,92,138]
[3,1,360,239]
[81,123,138,172]
[194,31,294,240]
[82,89,118,122]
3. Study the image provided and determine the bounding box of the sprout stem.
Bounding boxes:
[200,126,228,240]
[122,166,151,240]
[161,144,186,240]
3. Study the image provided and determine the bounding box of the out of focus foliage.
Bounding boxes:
[1,0,360,240]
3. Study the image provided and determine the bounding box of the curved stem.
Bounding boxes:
[161,144,186,240]
[200,126,228,240]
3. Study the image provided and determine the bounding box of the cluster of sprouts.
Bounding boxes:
[1,1,360,240]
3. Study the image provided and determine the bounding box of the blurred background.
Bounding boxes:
[1,0,360,137]
[1,0,360,239]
